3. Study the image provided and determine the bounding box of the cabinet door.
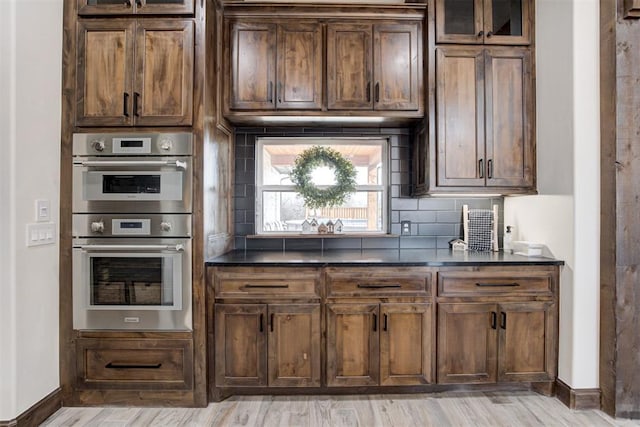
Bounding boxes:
[374,23,420,111]
[326,24,373,110]
[483,0,531,45]
[498,302,555,382]
[326,303,379,386]
[214,304,267,387]
[76,20,135,127]
[134,20,194,126]
[484,47,533,188]
[268,304,321,387]
[229,22,277,110]
[437,303,497,384]
[276,23,323,110]
[435,0,484,44]
[380,303,432,385]
[78,0,194,16]
[435,47,485,187]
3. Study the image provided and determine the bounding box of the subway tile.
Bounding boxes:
[380,128,411,136]
[399,236,437,249]
[391,146,409,160]
[391,211,400,223]
[391,159,401,172]
[391,198,418,211]
[235,158,246,174]
[391,185,400,198]
[236,170,255,184]
[418,198,456,211]
[399,210,436,223]
[436,210,463,223]
[418,223,457,236]
[234,184,246,198]
[246,238,284,251]
[323,238,362,250]
[235,223,255,236]
[285,239,322,251]
[437,236,458,249]
[234,210,246,223]
[234,197,254,210]
[455,198,494,210]
[362,237,399,249]
[234,237,246,250]
[400,185,412,198]
[391,223,401,235]
[391,172,409,185]
[245,210,255,224]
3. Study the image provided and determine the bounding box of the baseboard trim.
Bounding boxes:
[0,388,62,427]
[555,379,601,410]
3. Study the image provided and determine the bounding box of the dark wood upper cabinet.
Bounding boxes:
[229,21,322,111]
[374,23,421,111]
[436,0,531,45]
[326,24,373,110]
[76,19,194,127]
[434,46,533,191]
[277,24,323,110]
[78,0,195,16]
[435,46,485,188]
[326,22,421,111]
[229,22,277,110]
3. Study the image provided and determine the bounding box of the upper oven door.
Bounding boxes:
[72,157,192,213]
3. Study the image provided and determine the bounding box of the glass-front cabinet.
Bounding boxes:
[435,0,530,45]
[77,0,195,16]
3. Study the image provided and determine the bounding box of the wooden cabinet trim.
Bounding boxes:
[78,0,195,16]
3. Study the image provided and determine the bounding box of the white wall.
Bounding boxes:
[0,0,63,420]
[505,0,600,389]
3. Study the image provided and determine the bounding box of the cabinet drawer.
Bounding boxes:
[438,271,553,297]
[326,267,430,297]
[214,267,320,298]
[76,338,193,390]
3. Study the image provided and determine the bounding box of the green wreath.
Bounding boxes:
[290,146,357,209]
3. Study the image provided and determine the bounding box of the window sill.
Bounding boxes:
[247,233,399,239]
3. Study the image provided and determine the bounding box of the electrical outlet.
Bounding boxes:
[401,220,411,235]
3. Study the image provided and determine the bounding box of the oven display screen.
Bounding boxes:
[120,222,143,229]
[120,140,144,148]
[103,175,161,194]
[90,257,172,306]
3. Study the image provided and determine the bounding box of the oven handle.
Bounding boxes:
[74,244,185,252]
[74,160,188,170]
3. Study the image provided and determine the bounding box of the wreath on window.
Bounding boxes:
[290,146,357,209]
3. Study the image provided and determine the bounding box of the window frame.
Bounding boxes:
[255,137,390,235]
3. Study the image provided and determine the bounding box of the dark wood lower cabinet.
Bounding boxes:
[209,265,558,400]
[214,303,321,388]
[437,301,555,385]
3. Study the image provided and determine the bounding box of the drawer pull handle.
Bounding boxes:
[383,313,388,331]
[501,312,507,329]
[373,313,377,332]
[491,311,497,329]
[105,362,162,369]
[243,284,290,289]
[259,313,264,332]
[357,284,402,289]
[475,282,520,287]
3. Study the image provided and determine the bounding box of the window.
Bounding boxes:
[256,137,388,234]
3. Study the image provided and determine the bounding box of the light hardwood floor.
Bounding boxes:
[42,392,640,426]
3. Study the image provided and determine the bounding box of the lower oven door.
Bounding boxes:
[72,238,192,330]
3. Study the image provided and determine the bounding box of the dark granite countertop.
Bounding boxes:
[206,249,564,267]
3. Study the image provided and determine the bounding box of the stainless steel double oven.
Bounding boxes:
[72,133,193,330]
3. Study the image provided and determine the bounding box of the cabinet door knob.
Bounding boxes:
[488,159,493,179]
[477,30,484,38]
[479,159,484,179]
[487,31,493,38]
[375,82,380,103]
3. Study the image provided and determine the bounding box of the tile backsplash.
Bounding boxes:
[233,127,504,251]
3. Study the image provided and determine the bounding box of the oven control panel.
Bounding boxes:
[73,214,191,238]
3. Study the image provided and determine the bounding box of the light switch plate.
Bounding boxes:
[26,222,56,247]
[35,199,50,222]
